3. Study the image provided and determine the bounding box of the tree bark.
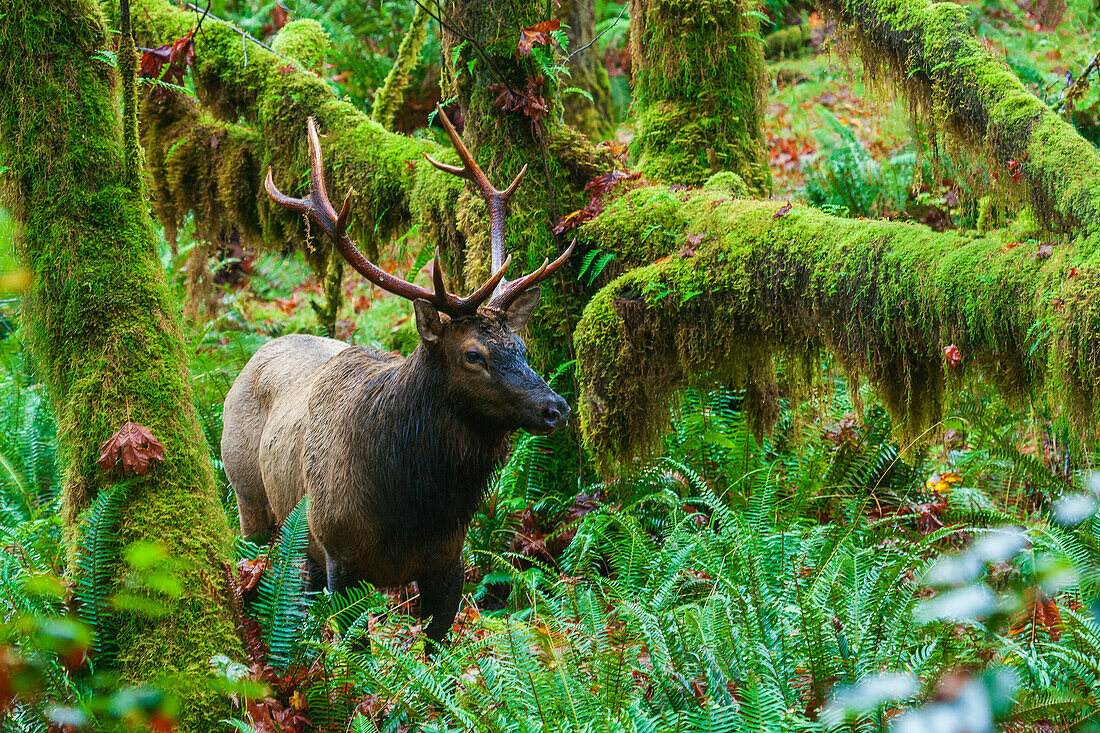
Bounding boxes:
[629,0,772,193]
[0,1,240,727]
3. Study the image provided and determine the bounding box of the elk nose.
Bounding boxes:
[542,398,570,430]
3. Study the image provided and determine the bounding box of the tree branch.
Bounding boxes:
[131,0,466,273]
[575,185,1100,472]
[820,0,1100,234]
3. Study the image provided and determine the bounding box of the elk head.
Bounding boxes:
[264,109,572,435]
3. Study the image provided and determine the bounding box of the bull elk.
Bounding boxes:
[221,108,573,646]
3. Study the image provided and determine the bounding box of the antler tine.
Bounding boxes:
[266,118,448,309]
[431,248,449,303]
[460,254,512,308]
[422,105,491,190]
[489,240,576,311]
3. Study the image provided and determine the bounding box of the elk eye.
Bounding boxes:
[465,350,482,365]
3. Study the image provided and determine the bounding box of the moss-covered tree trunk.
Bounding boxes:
[557,0,616,138]
[436,0,614,490]
[629,0,772,193]
[0,1,240,727]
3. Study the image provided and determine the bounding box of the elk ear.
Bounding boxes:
[505,287,541,332]
[414,299,444,343]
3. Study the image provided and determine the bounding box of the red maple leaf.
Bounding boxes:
[1008,159,1023,184]
[96,421,166,476]
[943,343,962,368]
[584,169,641,199]
[139,32,197,100]
[517,19,561,57]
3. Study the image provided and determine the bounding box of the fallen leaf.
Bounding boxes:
[97,422,166,476]
[1034,242,1054,260]
[1069,267,1079,278]
[490,76,549,122]
[552,208,596,235]
[773,201,793,219]
[1000,241,1022,253]
[237,556,268,593]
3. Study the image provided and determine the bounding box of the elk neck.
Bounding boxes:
[346,343,511,540]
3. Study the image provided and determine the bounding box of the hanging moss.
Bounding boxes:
[821,0,1100,234]
[0,0,240,728]
[629,0,771,193]
[371,4,430,130]
[574,185,1100,474]
[133,0,464,276]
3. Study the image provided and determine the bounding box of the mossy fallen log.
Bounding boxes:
[575,186,1100,473]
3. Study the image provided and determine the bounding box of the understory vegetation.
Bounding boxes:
[3,0,1100,730]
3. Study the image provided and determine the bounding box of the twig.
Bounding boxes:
[1056,50,1100,113]
[242,33,248,67]
[191,0,211,40]
[567,2,628,64]
[182,2,290,60]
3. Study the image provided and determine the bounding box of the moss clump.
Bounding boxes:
[703,171,750,197]
[820,0,1100,235]
[271,19,329,73]
[575,186,1099,474]
[629,0,771,194]
[0,0,241,728]
[765,25,811,59]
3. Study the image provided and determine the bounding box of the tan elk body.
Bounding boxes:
[221,112,572,645]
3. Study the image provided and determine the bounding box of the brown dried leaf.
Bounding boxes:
[97,421,166,476]
[517,19,561,57]
[552,208,596,235]
[773,201,793,219]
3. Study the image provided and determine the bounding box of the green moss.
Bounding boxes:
[271,19,329,74]
[820,0,1100,234]
[0,2,241,728]
[765,25,811,60]
[132,0,464,277]
[703,171,750,197]
[576,186,1099,474]
[371,4,430,130]
[629,0,771,193]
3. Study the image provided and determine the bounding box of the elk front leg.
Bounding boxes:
[419,559,464,651]
[325,554,363,596]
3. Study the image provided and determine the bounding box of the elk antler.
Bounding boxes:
[265,117,510,317]
[422,105,573,312]
[266,114,572,317]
